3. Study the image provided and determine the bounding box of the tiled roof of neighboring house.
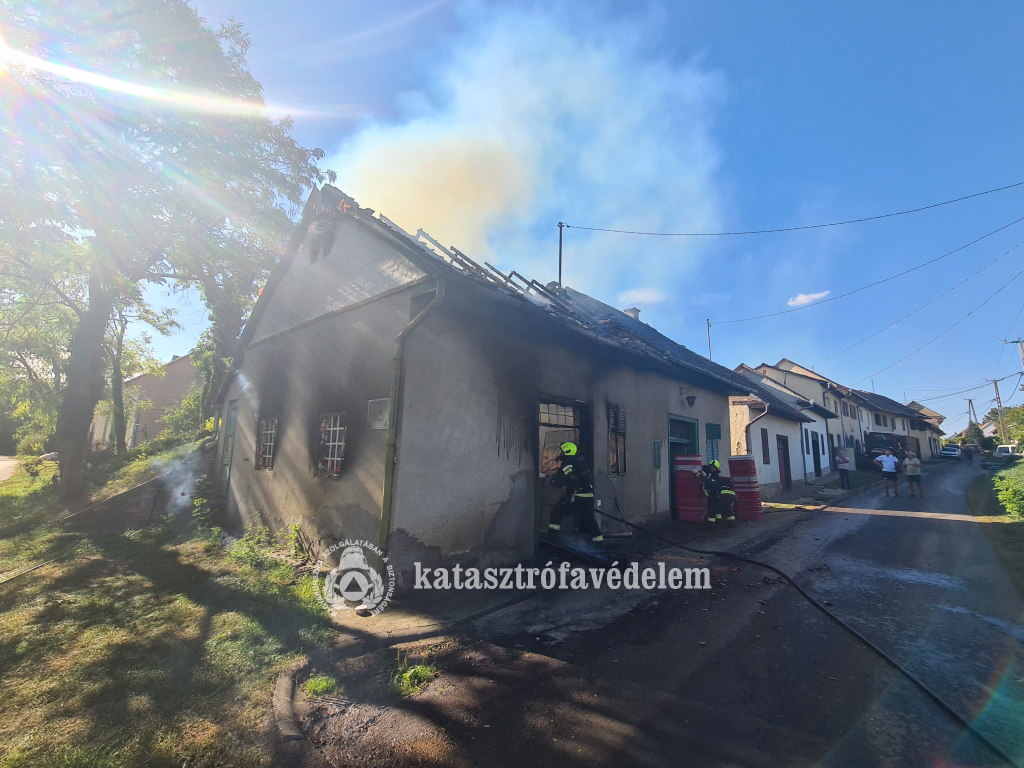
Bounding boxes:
[221,185,755,402]
[853,390,922,419]
[731,366,813,423]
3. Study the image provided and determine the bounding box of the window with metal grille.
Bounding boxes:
[761,428,771,464]
[256,418,277,471]
[316,412,347,477]
[608,406,626,475]
[540,402,579,427]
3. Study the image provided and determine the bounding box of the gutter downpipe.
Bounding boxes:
[377,278,446,563]
[744,403,770,457]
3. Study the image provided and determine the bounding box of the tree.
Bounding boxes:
[962,422,984,446]
[1,0,324,502]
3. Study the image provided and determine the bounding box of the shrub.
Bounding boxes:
[160,383,205,440]
[304,673,338,697]
[995,464,1024,519]
[16,435,45,456]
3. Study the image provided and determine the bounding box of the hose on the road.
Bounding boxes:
[593,498,1019,767]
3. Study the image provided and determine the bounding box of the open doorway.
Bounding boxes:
[668,415,698,517]
[537,399,592,534]
[777,434,793,492]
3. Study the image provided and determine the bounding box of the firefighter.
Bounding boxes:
[548,441,604,543]
[697,459,737,526]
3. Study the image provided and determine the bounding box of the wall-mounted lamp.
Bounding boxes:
[686,395,697,407]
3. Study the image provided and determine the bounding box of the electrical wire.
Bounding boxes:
[563,180,1024,237]
[813,238,1024,366]
[589,499,1016,767]
[714,213,1024,324]
[854,261,1024,384]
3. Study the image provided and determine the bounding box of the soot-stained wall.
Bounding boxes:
[388,284,733,583]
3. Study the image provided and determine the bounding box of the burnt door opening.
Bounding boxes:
[812,432,822,477]
[538,400,592,535]
[777,434,793,492]
[668,416,698,519]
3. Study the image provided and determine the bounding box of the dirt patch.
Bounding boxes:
[299,638,675,768]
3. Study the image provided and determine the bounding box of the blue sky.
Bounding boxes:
[148,0,1024,433]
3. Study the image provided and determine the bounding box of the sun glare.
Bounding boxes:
[0,34,344,118]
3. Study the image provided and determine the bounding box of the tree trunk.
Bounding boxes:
[56,263,112,505]
[111,313,128,455]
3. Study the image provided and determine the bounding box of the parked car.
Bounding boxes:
[964,444,982,455]
[939,445,961,460]
[994,445,1021,462]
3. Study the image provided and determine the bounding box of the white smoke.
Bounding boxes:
[326,3,726,304]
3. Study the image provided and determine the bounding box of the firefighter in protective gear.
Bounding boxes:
[548,442,603,542]
[697,459,737,526]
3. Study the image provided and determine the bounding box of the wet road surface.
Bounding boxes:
[525,460,1023,767]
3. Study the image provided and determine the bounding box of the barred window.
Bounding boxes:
[256,418,277,471]
[761,428,771,465]
[316,412,347,477]
[608,406,626,475]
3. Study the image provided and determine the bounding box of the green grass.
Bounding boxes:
[966,469,1024,600]
[392,663,438,696]
[0,457,336,768]
[304,673,339,697]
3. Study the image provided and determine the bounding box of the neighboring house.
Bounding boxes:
[89,354,202,449]
[734,364,835,485]
[852,390,941,458]
[213,185,760,584]
[750,360,839,475]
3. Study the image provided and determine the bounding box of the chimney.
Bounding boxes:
[624,307,641,321]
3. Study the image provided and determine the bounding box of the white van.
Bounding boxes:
[995,445,1020,458]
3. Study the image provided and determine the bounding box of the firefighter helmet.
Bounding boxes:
[560,441,578,456]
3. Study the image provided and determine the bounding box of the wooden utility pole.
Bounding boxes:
[1005,338,1024,372]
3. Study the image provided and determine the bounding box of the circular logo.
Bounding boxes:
[315,539,395,615]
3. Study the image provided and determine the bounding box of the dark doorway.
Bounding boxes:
[537,399,592,534]
[811,432,822,477]
[777,435,793,492]
[668,416,699,517]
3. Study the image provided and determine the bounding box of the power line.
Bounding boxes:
[563,180,1024,237]
[712,211,1024,325]
[854,265,1024,384]
[813,237,1024,366]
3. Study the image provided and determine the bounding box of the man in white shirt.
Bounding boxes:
[873,448,900,497]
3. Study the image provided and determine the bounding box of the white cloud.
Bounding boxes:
[618,287,668,305]
[326,4,725,299]
[787,290,831,307]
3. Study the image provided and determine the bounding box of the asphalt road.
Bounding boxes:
[521,460,1024,767]
[0,456,17,484]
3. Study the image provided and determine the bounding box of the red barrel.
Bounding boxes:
[728,455,763,521]
[673,454,706,522]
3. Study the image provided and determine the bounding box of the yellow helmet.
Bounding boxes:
[709,459,721,471]
[560,441,578,456]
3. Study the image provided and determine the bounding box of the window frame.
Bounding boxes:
[761,427,771,465]
[316,412,348,478]
[607,405,627,475]
[255,417,278,471]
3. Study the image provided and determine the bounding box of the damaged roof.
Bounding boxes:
[853,390,923,419]
[224,184,755,400]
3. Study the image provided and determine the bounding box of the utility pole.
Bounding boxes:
[707,319,712,361]
[557,222,564,287]
[993,379,1007,442]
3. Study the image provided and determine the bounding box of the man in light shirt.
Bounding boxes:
[873,448,900,497]
[903,451,923,498]
[836,451,852,489]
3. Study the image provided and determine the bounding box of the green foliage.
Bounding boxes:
[230,524,274,568]
[16,435,46,456]
[995,463,1024,520]
[278,523,307,560]
[159,383,206,440]
[981,436,998,451]
[304,673,339,697]
[392,662,438,696]
[963,422,984,445]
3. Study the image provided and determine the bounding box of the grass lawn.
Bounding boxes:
[965,469,1024,599]
[0,456,334,768]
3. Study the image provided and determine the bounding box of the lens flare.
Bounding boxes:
[0,36,351,119]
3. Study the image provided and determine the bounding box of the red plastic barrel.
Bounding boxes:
[673,454,706,522]
[728,455,763,521]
